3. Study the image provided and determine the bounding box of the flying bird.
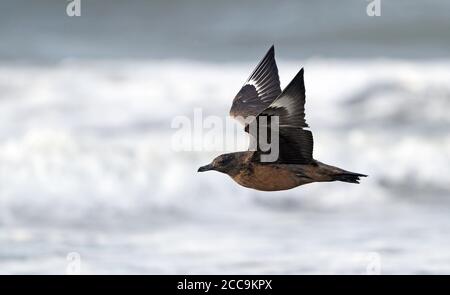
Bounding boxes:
[198,46,367,191]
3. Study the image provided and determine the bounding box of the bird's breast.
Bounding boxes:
[231,164,303,191]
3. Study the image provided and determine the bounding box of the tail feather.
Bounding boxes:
[334,172,368,184]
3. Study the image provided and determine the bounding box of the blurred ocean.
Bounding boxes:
[0,0,449,274]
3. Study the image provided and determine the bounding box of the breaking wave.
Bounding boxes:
[0,59,449,227]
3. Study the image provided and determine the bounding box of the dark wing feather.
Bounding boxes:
[277,128,313,164]
[260,68,308,128]
[249,68,314,164]
[230,46,281,124]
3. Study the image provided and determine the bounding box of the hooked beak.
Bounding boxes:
[197,163,214,172]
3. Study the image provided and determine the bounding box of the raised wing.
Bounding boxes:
[229,46,281,124]
[251,68,314,164]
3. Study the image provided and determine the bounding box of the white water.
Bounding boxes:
[0,59,449,274]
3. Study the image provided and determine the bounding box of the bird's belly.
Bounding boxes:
[232,165,303,191]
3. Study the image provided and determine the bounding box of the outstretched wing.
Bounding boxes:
[229,46,281,124]
[251,68,314,164]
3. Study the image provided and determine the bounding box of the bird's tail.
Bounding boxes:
[333,172,368,184]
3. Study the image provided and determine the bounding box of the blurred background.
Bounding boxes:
[0,0,449,274]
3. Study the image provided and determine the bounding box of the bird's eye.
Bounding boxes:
[218,157,229,165]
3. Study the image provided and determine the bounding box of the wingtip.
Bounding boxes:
[291,68,304,82]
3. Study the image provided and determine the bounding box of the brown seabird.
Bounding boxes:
[198,46,367,191]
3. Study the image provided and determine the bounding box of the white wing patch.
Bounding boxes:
[247,79,261,93]
[270,95,294,115]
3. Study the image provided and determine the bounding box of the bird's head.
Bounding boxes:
[197,153,239,175]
